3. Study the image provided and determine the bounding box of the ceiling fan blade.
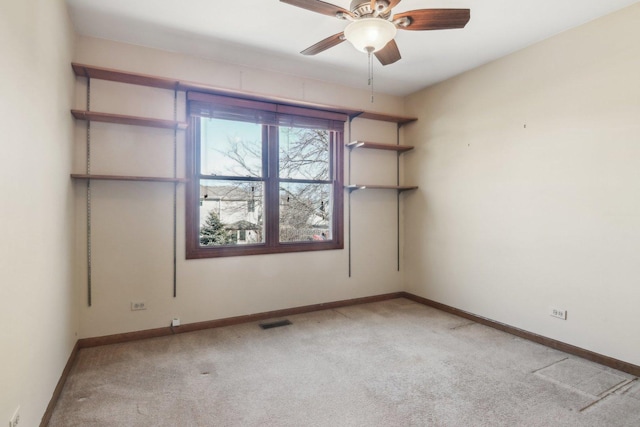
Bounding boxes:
[301,32,345,55]
[394,9,470,31]
[374,39,401,66]
[280,0,353,18]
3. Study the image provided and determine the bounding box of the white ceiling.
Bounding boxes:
[65,0,638,96]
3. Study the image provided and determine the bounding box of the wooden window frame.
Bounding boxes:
[185,93,344,259]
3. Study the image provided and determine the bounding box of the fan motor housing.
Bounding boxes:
[350,0,391,18]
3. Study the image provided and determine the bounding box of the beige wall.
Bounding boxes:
[404,3,640,365]
[72,37,408,338]
[0,0,76,425]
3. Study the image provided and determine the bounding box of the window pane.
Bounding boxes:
[200,117,262,177]
[279,183,333,243]
[279,127,330,180]
[200,180,264,246]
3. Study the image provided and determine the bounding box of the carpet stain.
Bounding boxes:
[196,362,217,379]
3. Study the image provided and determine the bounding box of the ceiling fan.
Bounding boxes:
[280,0,471,65]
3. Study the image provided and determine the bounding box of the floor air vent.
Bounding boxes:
[259,319,292,330]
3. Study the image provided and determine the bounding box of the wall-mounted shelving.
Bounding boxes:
[346,141,414,153]
[345,139,418,193]
[72,64,187,306]
[346,184,418,193]
[72,63,180,90]
[71,174,188,183]
[71,110,187,130]
[349,112,417,125]
[72,63,417,125]
[346,125,418,276]
[71,61,419,285]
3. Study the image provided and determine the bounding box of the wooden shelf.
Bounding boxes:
[72,63,180,90]
[350,112,417,125]
[346,184,418,193]
[346,141,414,153]
[71,174,188,183]
[72,63,417,125]
[71,110,187,130]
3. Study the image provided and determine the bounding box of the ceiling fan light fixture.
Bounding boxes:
[344,18,397,53]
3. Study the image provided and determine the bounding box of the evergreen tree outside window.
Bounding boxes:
[200,211,235,245]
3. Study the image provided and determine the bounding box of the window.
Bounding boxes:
[186,93,345,258]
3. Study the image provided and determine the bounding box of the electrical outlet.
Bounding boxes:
[131,301,147,311]
[171,317,181,327]
[9,406,20,427]
[550,307,567,320]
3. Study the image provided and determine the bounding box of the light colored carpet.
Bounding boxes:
[49,298,640,426]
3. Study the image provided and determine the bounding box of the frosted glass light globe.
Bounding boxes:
[344,18,397,53]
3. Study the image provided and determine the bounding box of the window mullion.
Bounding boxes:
[333,131,344,246]
[265,125,280,247]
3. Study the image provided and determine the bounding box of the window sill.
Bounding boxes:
[186,241,344,259]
